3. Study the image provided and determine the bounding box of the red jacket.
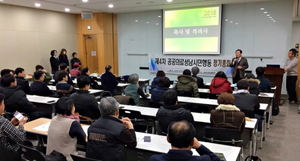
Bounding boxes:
[209,77,232,94]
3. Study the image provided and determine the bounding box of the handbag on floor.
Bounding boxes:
[245,156,262,161]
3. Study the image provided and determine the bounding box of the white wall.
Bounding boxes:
[118,0,294,93]
[0,4,78,74]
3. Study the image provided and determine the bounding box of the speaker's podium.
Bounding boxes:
[264,66,285,105]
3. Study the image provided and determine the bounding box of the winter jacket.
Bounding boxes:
[210,104,245,132]
[174,75,199,97]
[244,78,260,95]
[151,76,162,90]
[209,77,232,94]
[192,75,204,88]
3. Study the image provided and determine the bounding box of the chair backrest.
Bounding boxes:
[204,128,243,145]
[18,144,46,161]
[119,109,143,120]
[114,95,135,105]
[71,154,101,161]
[240,109,255,118]
[149,101,163,108]
[176,90,193,97]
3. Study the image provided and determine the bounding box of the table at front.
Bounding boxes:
[24,118,241,161]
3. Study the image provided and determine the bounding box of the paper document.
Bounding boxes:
[33,122,51,131]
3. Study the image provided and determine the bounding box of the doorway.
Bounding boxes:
[83,35,98,73]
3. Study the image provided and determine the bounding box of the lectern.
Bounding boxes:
[263,67,285,105]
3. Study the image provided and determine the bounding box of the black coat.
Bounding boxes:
[101,72,118,94]
[70,58,81,69]
[30,81,54,96]
[50,56,59,74]
[192,75,204,88]
[58,55,69,66]
[234,92,261,115]
[15,77,31,94]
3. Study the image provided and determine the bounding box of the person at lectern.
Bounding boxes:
[230,49,249,84]
[284,48,298,104]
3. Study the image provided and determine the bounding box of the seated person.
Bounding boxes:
[69,62,81,77]
[156,89,194,133]
[174,69,199,97]
[0,93,28,151]
[54,63,73,85]
[101,65,118,95]
[0,74,41,119]
[191,66,204,88]
[150,77,171,103]
[46,97,86,161]
[209,71,232,94]
[0,69,14,86]
[149,121,222,161]
[15,68,31,94]
[256,66,272,92]
[56,71,76,97]
[151,70,165,90]
[70,76,100,120]
[210,93,245,132]
[244,73,260,95]
[124,73,149,105]
[30,71,54,96]
[35,65,52,84]
[81,67,98,89]
[86,97,137,161]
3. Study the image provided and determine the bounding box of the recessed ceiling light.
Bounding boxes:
[65,8,70,12]
[167,0,173,2]
[269,17,272,19]
[0,0,4,2]
[35,3,41,7]
[273,20,276,22]
[230,21,233,23]
[266,14,270,17]
[108,4,114,8]
[271,19,274,21]
[225,19,228,21]
[235,23,238,25]
[156,23,159,25]
[82,0,88,2]
[260,8,264,10]
[135,20,138,22]
[146,22,149,23]
[264,12,267,14]
[158,15,161,18]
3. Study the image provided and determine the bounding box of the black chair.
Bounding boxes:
[0,144,22,161]
[240,109,255,118]
[18,143,47,161]
[149,101,163,108]
[71,154,101,161]
[176,90,193,97]
[114,95,135,105]
[208,93,220,99]
[95,85,108,91]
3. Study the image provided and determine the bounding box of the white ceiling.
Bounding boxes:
[0,0,278,14]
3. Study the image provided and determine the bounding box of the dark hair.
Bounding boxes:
[59,63,68,71]
[1,74,16,87]
[105,65,112,72]
[244,73,256,79]
[57,71,68,81]
[81,68,89,75]
[35,65,44,71]
[255,67,265,76]
[1,69,12,77]
[167,121,196,148]
[158,77,170,88]
[34,71,44,80]
[72,52,77,57]
[156,70,166,77]
[55,97,74,115]
[77,76,91,88]
[182,69,191,75]
[60,48,67,56]
[50,50,57,56]
[15,67,24,76]
[0,93,5,103]
[214,71,227,79]
[236,49,243,54]
[163,89,177,105]
[217,93,234,105]
[237,80,249,90]
[289,48,298,56]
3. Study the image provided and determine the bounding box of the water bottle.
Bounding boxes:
[173,81,177,88]
[146,85,150,94]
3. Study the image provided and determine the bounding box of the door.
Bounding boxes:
[84,35,98,73]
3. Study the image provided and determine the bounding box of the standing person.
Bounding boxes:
[59,48,69,67]
[101,65,118,96]
[50,50,59,74]
[230,49,249,84]
[70,52,81,69]
[284,48,298,104]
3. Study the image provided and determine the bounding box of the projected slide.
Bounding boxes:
[163,6,221,54]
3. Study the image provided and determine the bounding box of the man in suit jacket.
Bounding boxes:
[230,49,249,83]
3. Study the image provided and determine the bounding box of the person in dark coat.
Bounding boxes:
[49,50,59,74]
[14,68,30,94]
[54,63,73,85]
[191,66,204,88]
[30,71,54,96]
[56,71,76,97]
[209,71,232,94]
[0,69,14,87]
[151,70,165,90]
[255,67,272,92]
[101,65,118,95]
[244,73,260,95]
[58,48,69,67]
[156,89,194,133]
[150,77,170,103]
[70,52,81,69]
[81,67,98,89]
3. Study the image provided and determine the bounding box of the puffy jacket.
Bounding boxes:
[174,75,199,97]
[151,76,162,90]
[150,87,169,103]
[101,72,118,95]
[244,78,260,96]
[209,77,232,94]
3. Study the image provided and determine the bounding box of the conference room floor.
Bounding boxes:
[254,102,300,161]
